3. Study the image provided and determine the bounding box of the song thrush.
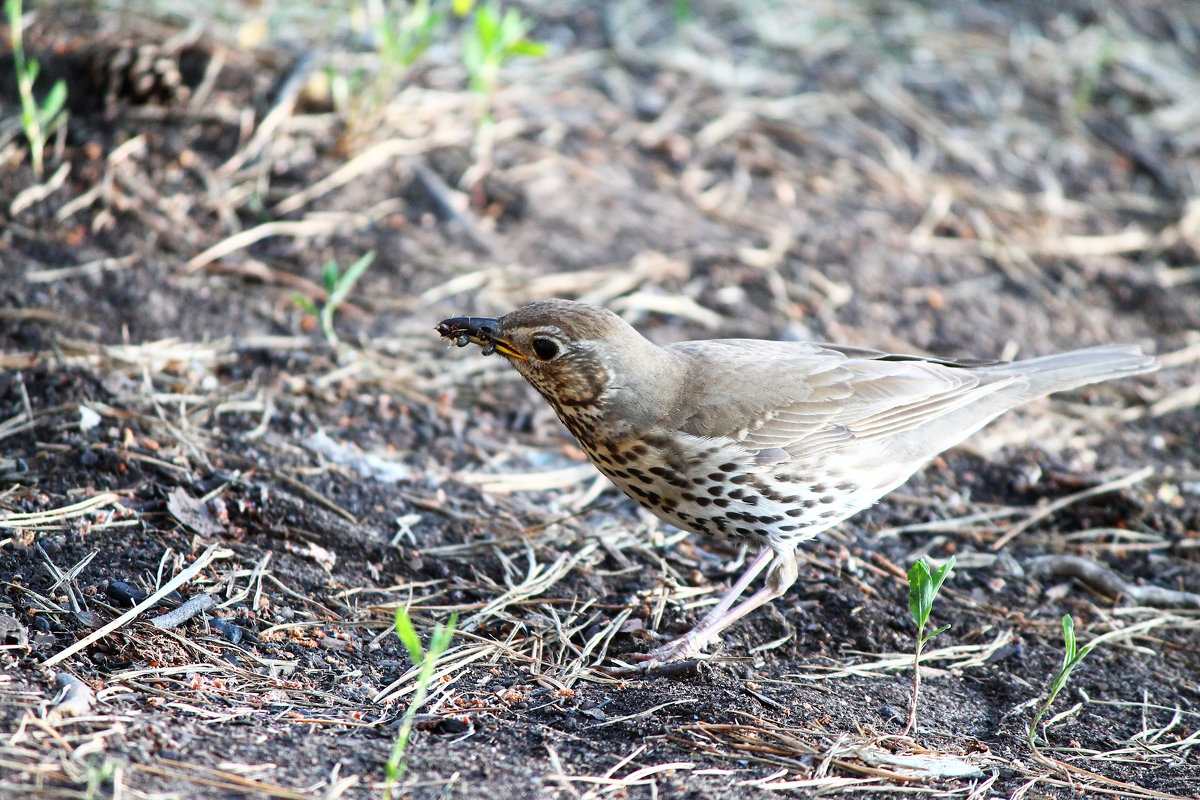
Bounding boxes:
[437,299,1157,666]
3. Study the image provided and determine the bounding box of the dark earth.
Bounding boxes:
[2,1,1199,798]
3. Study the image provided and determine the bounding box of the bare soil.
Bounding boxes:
[2,2,1199,799]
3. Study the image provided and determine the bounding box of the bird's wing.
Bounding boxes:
[668,340,1013,459]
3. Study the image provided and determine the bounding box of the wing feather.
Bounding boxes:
[668,340,1011,462]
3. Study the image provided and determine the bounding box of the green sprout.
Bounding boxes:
[6,0,68,179]
[458,0,546,124]
[375,0,443,71]
[83,755,118,800]
[1028,615,1097,751]
[338,0,447,143]
[904,555,955,736]
[453,1,544,188]
[294,250,375,347]
[383,608,457,799]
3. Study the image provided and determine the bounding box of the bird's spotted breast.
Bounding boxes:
[546,400,605,453]
[564,428,863,549]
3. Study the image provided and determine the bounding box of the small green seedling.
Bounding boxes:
[905,554,955,735]
[458,0,546,123]
[294,250,375,347]
[83,755,118,800]
[375,0,444,71]
[383,608,457,799]
[6,0,68,179]
[454,1,545,188]
[1028,614,1096,751]
[337,0,447,143]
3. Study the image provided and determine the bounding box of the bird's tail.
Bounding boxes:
[990,345,1159,400]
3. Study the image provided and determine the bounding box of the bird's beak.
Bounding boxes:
[436,316,526,360]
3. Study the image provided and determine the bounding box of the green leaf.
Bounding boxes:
[321,260,340,294]
[7,0,23,55]
[326,250,375,309]
[462,34,484,73]
[907,559,931,627]
[929,555,954,596]
[508,40,546,57]
[430,612,458,653]
[498,7,525,40]
[475,4,499,47]
[452,0,474,16]
[293,294,318,315]
[43,79,67,120]
[393,607,423,664]
[1061,614,1078,669]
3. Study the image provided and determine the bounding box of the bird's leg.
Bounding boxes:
[693,548,773,630]
[632,549,797,666]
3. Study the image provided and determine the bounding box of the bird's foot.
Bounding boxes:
[601,658,706,678]
[627,637,704,666]
[605,634,714,675]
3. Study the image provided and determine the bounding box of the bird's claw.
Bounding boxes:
[601,657,706,678]
[605,635,714,675]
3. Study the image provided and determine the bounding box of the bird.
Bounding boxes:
[437,299,1158,667]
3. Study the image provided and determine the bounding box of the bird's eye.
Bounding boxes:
[532,337,560,361]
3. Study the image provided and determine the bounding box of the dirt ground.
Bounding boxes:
[2,1,1200,798]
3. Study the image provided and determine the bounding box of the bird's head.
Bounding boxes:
[437,299,663,412]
